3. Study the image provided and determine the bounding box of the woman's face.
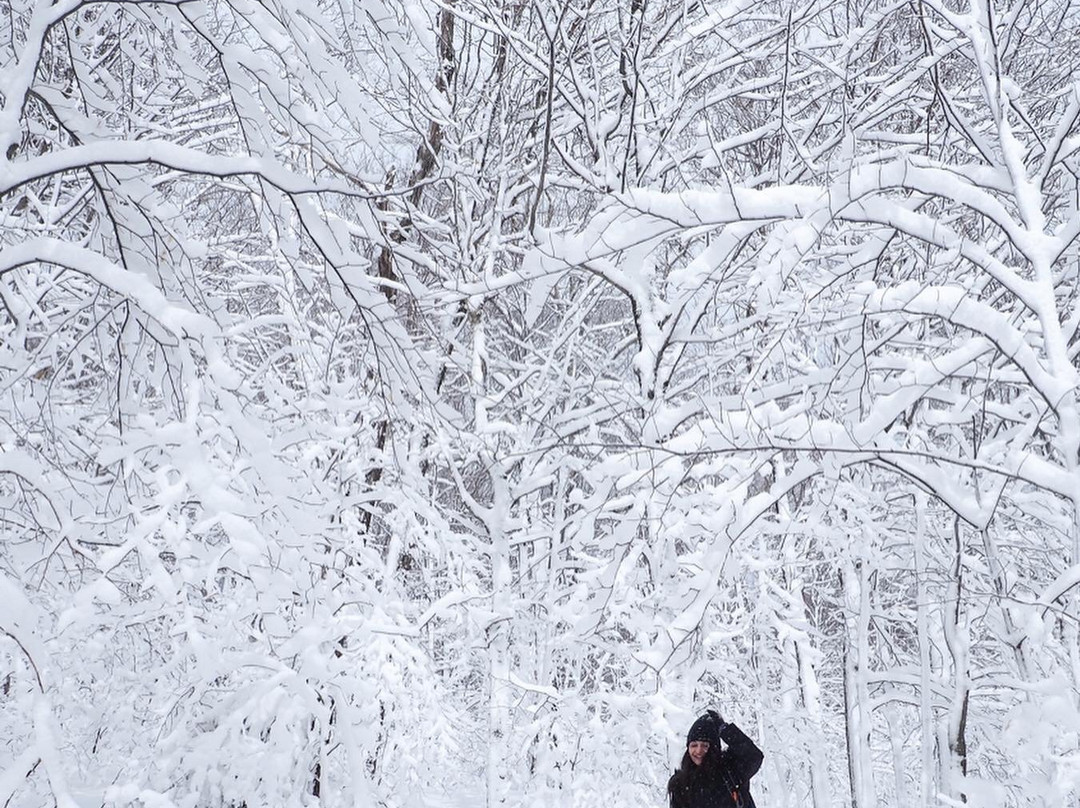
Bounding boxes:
[688,740,710,766]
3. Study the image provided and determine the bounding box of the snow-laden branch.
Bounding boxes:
[865,283,1073,413]
[604,165,1047,311]
[0,140,383,199]
[0,449,66,537]
[1039,563,1080,608]
[0,238,217,340]
[0,577,78,807]
[0,0,82,156]
[0,747,41,808]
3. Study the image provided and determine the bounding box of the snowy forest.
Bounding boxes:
[2,0,1080,806]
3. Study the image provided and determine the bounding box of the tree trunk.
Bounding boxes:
[914,493,938,808]
[943,517,970,803]
[841,558,874,808]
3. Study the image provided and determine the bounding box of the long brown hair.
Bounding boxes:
[679,744,721,773]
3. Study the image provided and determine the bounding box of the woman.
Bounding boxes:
[668,710,763,808]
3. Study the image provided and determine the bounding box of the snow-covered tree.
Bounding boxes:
[2,1,1079,807]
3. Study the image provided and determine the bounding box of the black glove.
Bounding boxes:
[706,709,729,735]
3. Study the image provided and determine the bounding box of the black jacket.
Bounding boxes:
[668,723,763,808]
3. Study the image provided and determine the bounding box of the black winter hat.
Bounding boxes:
[686,710,722,746]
